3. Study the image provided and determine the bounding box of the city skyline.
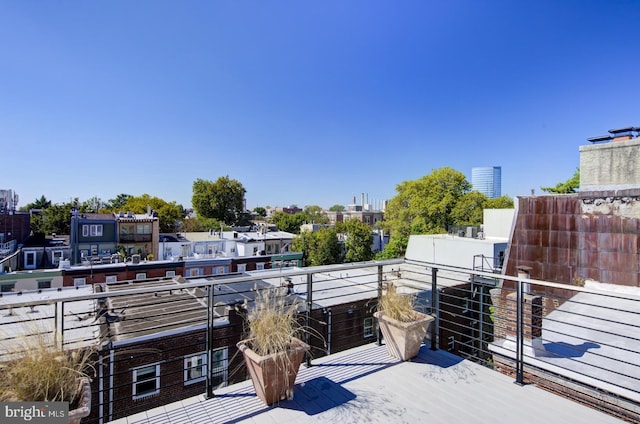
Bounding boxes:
[1,1,639,209]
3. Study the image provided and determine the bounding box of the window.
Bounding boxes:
[135,273,147,281]
[24,251,36,269]
[74,278,86,287]
[215,266,225,275]
[184,353,207,384]
[188,268,200,277]
[136,224,151,234]
[37,280,51,290]
[256,263,265,270]
[51,251,64,264]
[237,264,246,273]
[1,282,15,293]
[165,270,176,278]
[82,224,103,237]
[364,317,376,338]
[90,225,103,236]
[105,275,118,283]
[133,364,160,399]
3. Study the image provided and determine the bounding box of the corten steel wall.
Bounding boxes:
[503,194,640,315]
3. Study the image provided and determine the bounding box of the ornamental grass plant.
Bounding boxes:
[0,327,96,404]
[377,282,417,323]
[244,287,302,356]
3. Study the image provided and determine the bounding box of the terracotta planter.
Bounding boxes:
[68,377,91,424]
[237,337,309,405]
[374,311,434,361]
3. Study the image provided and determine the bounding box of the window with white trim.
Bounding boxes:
[105,275,118,283]
[52,251,64,264]
[237,264,246,273]
[188,268,200,277]
[82,224,103,237]
[256,263,265,270]
[132,364,160,399]
[37,280,51,289]
[74,278,86,287]
[215,266,225,275]
[184,353,207,384]
[135,273,147,280]
[364,317,376,338]
[165,270,176,278]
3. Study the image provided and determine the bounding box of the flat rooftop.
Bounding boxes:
[111,342,623,424]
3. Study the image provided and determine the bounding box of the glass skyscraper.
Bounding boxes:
[472,166,501,198]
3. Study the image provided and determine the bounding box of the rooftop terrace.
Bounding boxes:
[111,342,624,424]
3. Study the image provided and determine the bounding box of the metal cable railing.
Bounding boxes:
[0,258,639,423]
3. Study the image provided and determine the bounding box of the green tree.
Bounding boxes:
[269,211,307,234]
[338,219,374,262]
[192,176,246,225]
[292,228,342,266]
[253,207,267,218]
[107,193,132,210]
[79,196,106,213]
[541,168,580,194]
[181,216,223,233]
[20,195,51,211]
[304,205,329,224]
[43,202,74,235]
[375,235,408,260]
[450,191,488,226]
[328,204,345,212]
[308,228,342,266]
[106,194,184,233]
[380,167,471,257]
[485,195,514,209]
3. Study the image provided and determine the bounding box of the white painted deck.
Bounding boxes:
[113,343,624,424]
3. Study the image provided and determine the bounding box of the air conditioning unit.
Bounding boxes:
[132,254,141,264]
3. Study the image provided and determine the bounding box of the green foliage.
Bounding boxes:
[337,219,374,263]
[485,195,515,209]
[292,228,341,266]
[450,191,488,226]
[380,167,472,255]
[79,196,106,213]
[105,194,184,233]
[269,211,307,234]
[192,176,246,225]
[43,203,74,235]
[107,193,132,210]
[304,205,329,224]
[328,204,345,212]
[20,195,51,211]
[181,216,224,233]
[376,235,408,259]
[253,207,267,218]
[541,168,580,194]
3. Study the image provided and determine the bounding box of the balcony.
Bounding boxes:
[0,260,638,423]
[119,233,152,243]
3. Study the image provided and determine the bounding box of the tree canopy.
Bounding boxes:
[112,194,184,233]
[337,219,374,262]
[292,228,342,266]
[541,168,580,194]
[192,176,246,225]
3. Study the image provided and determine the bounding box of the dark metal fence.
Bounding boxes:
[1,259,639,423]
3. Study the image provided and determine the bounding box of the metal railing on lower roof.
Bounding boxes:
[0,258,639,423]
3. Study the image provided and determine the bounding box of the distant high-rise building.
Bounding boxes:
[472,166,501,198]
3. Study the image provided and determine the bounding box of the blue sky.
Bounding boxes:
[1,1,638,210]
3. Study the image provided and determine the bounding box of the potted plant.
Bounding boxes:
[237,288,309,405]
[373,282,434,361]
[0,330,96,424]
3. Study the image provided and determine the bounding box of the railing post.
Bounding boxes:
[515,277,525,385]
[305,272,313,367]
[430,267,439,351]
[205,284,215,398]
[377,265,383,346]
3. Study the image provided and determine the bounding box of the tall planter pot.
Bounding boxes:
[68,377,91,424]
[237,337,310,405]
[374,311,434,361]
